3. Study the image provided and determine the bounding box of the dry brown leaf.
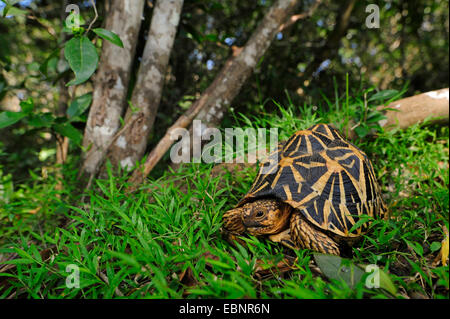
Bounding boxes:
[441,226,449,266]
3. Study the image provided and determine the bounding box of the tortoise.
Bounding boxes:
[222,123,387,255]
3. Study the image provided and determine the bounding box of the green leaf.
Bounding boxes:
[27,113,55,128]
[354,125,370,138]
[377,267,398,296]
[53,122,83,145]
[93,28,124,48]
[430,241,441,252]
[205,259,234,269]
[366,112,387,124]
[204,34,218,42]
[106,250,140,268]
[39,49,60,76]
[64,11,86,30]
[0,258,35,265]
[313,253,365,288]
[19,98,34,114]
[0,111,26,129]
[64,36,99,86]
[67,93,92,119]
[368,90,399,102]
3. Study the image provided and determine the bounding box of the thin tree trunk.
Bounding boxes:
[81,0,145,177]
[106,0,184,172]
[127,0,302,191]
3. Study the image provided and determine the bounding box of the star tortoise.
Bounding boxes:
[222,123,387,255]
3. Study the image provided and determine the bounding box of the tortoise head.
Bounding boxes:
[223,199,291,236]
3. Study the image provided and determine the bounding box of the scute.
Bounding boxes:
[239,123,386,237]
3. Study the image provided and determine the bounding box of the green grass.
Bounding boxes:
[0,88,448,299]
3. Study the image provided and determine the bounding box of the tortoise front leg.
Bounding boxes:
[290,214,340,255]
[269,229,296,250]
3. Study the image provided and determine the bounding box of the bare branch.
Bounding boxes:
[278,0,322,32]
[86,0,98,34]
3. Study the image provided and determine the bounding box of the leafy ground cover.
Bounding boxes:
[0,88,448,299]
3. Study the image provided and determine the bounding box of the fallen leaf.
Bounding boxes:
[441,226,449,266]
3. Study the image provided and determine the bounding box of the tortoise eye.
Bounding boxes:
[255,210,265,218]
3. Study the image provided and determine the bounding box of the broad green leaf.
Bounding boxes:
[430,241,441,252]
[93,28,124,48]
[53,122,83,145]
[64,36,99,86]
[0,111,26,129]
[314,253,365,288]
[67,93,92,119]
[368,89,399,102]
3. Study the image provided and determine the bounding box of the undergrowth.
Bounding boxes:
[0,87,448,299]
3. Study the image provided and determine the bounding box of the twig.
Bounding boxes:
[278,0,322,32]
[98,271,124,297]
[86,0,98,34]
[27,14,58,39]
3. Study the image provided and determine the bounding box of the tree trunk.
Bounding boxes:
[107,0,184,172]
[127,0,302,190]
[81,0,145,177]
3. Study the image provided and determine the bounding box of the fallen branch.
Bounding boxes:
[348,88,449,139]
[379,88,449,129]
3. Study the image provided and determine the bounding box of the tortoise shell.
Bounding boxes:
[238,123,386,238]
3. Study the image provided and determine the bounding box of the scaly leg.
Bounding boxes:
[290,214,340,255]
[269,229,296,250]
